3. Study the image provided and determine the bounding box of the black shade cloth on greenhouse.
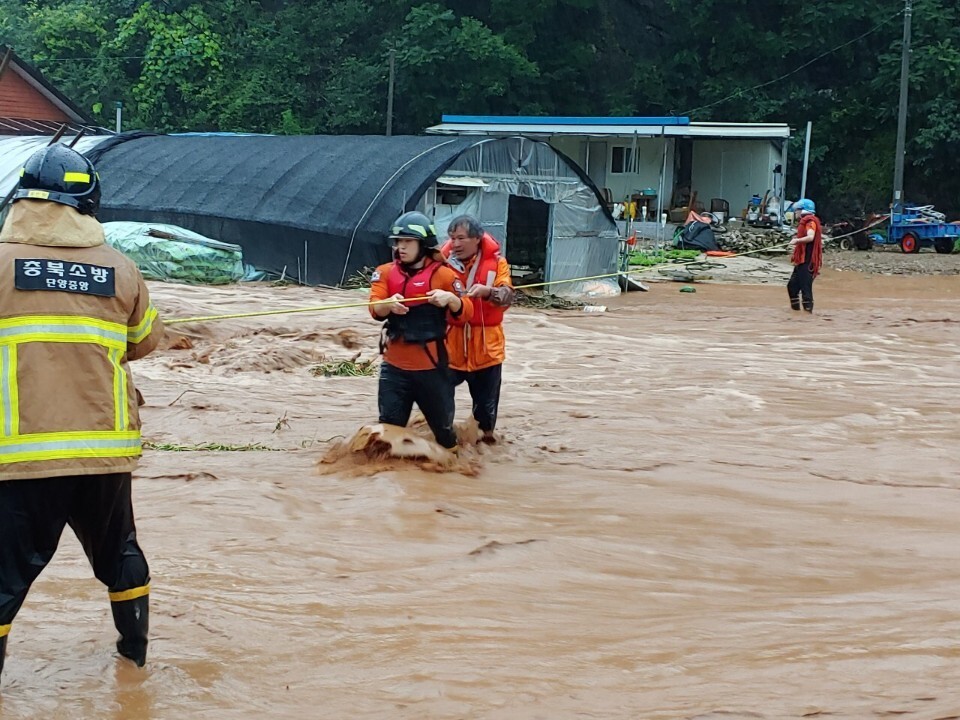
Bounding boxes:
[89,134,481,285]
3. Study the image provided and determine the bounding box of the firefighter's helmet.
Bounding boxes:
[14,144,101,216]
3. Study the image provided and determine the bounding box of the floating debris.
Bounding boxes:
[514,291,584,310]
[310,353,377,377]
[143,441,281,452]
[342,266,376,290]
[468,539,542,556]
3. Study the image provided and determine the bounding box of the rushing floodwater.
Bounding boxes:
[1,270,958,719]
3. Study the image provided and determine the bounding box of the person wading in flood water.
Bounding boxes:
[441,215,514,443]
[787,198,823,313]
[368,211,472,449]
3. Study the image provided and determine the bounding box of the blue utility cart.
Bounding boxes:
[885,205,960,254]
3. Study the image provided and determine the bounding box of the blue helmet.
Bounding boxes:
[793,198,816,214]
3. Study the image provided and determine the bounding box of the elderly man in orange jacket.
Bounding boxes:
[441,215,515,443]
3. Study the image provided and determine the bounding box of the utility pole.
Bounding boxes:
[800,121,812,200]
[892,0,912,211]
[385,50,395,137]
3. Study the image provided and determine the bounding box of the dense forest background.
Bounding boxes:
[3,0,959,218]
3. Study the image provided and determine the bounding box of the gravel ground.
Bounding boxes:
[823,246,960,275]
[630,244,960,287]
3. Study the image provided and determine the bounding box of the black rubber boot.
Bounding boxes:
[111,596,148,667]
[0,634,7,679]
[803,300,814,313]
[789,296,802,311]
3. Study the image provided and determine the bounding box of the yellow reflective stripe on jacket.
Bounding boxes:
[0,315,126,351]
[0,430,141,464]
[0,315,132,439]
[1,344,18,436]
[0,623,10,638]
[128,304,158,344]
[109,584,150,602]
[109,348,128,431]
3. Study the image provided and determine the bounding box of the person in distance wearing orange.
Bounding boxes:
[787,198,823,313]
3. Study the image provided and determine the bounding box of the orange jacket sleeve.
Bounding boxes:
[495,257,513,287]
[488,256,515,307]
[368,264,393,320]
[435,265,473,326]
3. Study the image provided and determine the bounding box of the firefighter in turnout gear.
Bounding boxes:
[369,211,473,448]
[0,145,163,679]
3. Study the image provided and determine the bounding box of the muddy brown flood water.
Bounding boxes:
[1,269,958,719]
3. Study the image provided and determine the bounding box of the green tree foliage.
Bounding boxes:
[112,2,224,130]
[389,3,539,132]
[2,0,959,216]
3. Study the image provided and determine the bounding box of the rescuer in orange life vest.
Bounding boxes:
[441,215,515,443]
[0,145,163,679]
[787,198,823,313]
[369,211,473,448]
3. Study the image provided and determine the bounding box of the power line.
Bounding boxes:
[680,8,904,117]
[154,0,210,37]
[36,56,147,62]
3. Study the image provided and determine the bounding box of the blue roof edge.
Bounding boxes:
[440,115,691,126]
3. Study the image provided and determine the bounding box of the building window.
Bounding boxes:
[611,146,637,174]
[436,184,468,205]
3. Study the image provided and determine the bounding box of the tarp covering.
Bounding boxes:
[674,221,719,252]
[103,221,259,285]
[87,134,481,285]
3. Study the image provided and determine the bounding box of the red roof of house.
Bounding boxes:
[0,45,105,135]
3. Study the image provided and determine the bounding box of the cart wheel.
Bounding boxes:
[934,237,956,254]
[900,232,920,254]
[839,237,854,251]
[854,232,873,251]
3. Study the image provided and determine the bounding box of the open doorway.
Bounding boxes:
[673,138,693,208]
[506,196,550,281]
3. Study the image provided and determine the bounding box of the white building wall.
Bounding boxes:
[549,136,675,209]
[549,135,581,166]
[691,140,781,218]
[543,134,783,220]
[603,137,674,204]
[548,135,610,192]
[586,140,608,191]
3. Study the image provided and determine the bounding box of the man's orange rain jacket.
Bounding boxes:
[441,234,513,372]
